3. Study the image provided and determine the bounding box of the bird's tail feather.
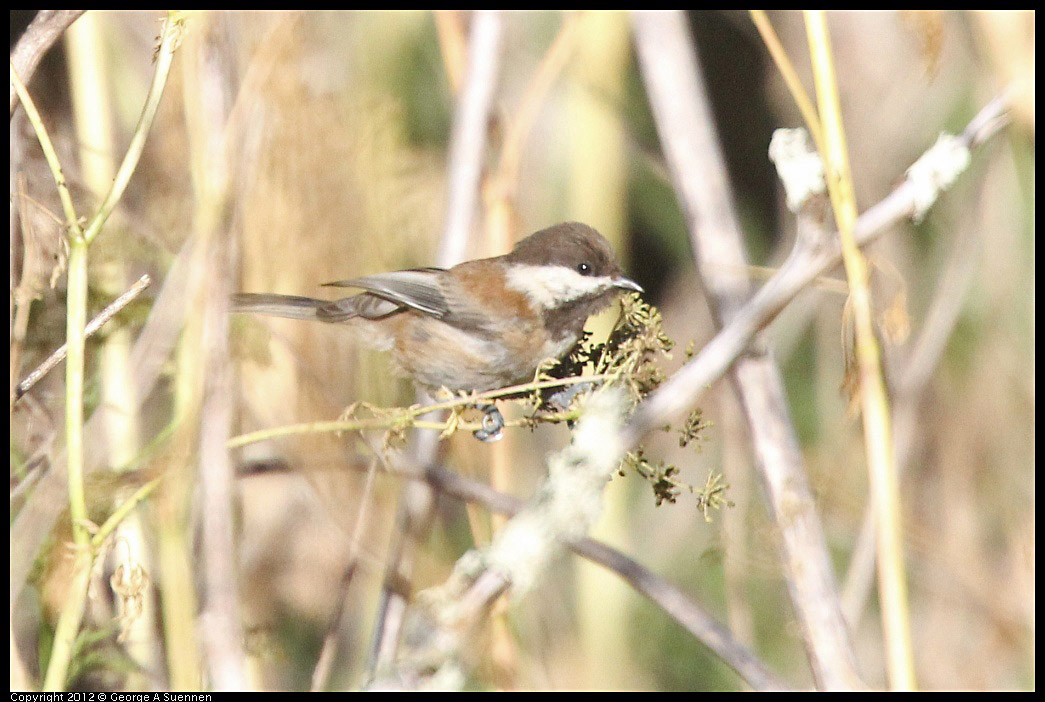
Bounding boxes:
[232,293,328,321]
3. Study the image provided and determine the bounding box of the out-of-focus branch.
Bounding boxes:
[369,389,631,690]
[310,458,380,692]
[182,12,248,690]
[630,10,1009,690]
[569,533,791,691]
[369,9,505,678]
[331,412,790,691]
[436,9,504,268]
[433,11,467,95]
[10,235,199,620]
[631,9,862,690]
[484,10,582,251]
[842,168,987,636]
[9,10,86,118]
[196,233,245,690]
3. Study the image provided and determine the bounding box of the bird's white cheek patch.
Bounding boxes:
[505,265,612,309]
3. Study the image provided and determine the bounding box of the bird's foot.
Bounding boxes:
[473,404,505,442]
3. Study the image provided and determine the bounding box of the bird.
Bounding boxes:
[233,222,642,439]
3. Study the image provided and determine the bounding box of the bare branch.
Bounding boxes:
[349,433,790,691]
[632,9,862,689]
[629,11,1009,690]
[13,274,152,403]
[369,8,505,677]
[625,89,1009,444]
[436,9,504,268]
[370,390,632,690]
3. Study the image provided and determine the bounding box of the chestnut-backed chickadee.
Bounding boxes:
[233,221,642,414]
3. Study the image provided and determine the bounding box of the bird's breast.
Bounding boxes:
[389,313,576,393]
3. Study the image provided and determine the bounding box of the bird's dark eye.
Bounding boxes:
[577,262,592,276]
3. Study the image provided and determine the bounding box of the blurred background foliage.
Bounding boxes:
[9,10,1034,691]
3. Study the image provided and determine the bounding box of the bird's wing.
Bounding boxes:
[323,268,449,317]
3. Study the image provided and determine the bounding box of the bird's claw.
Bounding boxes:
[473,405,504,442]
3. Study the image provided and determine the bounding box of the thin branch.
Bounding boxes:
[91,476,163,549]
[227,373,612,449]
[804,11,913,690]
[12,42,93,693]
[9,61,82,235]
[81,12,184,246]
[748,11,825,155]
[13,273,151,403]
[568,537,791,691]
[843,171,987,632]
[495,11,581,199]
[310,458,380,692]
[484,11,582,256]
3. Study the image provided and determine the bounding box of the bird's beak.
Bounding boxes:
[613,276,644,294]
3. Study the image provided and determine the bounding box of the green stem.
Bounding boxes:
[227,372,612,449]
[81,12,185,245]
[32,12,186,691]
